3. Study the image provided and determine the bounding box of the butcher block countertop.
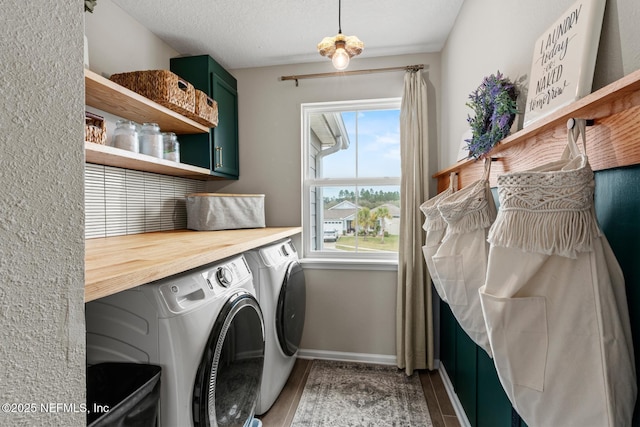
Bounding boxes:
[85,227,302,302]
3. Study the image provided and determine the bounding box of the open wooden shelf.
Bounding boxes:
[84,69,214,178]
[85,69,209,135]
[433,68,640,192]
[85,141,212,179]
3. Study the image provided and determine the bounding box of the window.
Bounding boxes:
[302,98,402,261]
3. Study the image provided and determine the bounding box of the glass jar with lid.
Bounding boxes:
[139,122,163,158]
[111,119,139,152]
[162,132,180,162]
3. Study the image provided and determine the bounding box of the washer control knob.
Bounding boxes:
[215,266,232,287]
[281,244,289,256]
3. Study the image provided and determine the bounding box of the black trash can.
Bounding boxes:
[87,362,161,427]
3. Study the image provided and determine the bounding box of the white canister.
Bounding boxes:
[112,119,139,152]
[162,132,180,162]
[139,122,163,158]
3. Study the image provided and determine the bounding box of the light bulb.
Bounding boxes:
[332,48,350,70]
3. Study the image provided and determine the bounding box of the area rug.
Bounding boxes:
[290,360,433,427]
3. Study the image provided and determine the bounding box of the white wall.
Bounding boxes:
[84,0,179,76]
[212,53,442,357]
[440,0,640,169]
[301,269,397,357]
[0,1,85,426]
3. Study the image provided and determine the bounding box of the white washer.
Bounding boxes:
[244,239,306,415]
[86,255,265,427]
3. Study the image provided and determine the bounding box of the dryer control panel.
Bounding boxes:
[157,255,252,315]
[201,256,251,291]
[259,239,298,267]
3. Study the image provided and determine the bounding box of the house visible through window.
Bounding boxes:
[302,98,401,260]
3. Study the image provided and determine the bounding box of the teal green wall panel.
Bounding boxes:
[455,329,478,426]
[594,165,640,425]
[476,349,513,426]
[440,301,457,385]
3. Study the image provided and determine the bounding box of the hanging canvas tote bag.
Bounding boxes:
[432,159,497,356]
[479,121,636,427]
[420,173,457,303]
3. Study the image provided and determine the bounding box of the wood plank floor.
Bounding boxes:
[257,359,461,427]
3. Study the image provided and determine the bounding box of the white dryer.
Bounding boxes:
[244,239,306,415]
[86,255,265,427]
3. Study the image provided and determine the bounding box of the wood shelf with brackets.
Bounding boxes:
[433,68,640,192]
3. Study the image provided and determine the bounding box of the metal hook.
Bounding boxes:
[566,118,595,129]
[449,172,459,191]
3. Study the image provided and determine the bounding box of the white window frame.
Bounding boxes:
[301,98,402,265]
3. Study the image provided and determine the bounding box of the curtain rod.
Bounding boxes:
[280,64,425,86]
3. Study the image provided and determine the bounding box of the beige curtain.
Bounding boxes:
[396,70,433,374]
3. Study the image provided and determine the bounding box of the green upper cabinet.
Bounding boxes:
[170,55,239,179]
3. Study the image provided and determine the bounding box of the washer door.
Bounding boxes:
[193,291,265,427]
[276,261,306,356]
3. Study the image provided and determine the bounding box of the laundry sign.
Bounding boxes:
[523,0,606,127]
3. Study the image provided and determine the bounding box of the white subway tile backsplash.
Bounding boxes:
[173,178,188,229]
[160,175,176,231]
[85,165,206,239]
[85,164,106,239]
[125,169,145,235]
[143,173,162,233]
[104,167,127,237]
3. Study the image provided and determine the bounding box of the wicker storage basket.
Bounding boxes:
[186,193,265,231]
[85,112,107,145]
[184,90,218,128]
[109,70,196,117]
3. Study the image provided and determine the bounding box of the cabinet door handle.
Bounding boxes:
[215,146,223,168]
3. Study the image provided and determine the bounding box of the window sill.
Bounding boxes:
[299,258,399,271]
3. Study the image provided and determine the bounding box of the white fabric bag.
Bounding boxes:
[432,159,497,356]
[420,174,457,303]
[479,121,636,426]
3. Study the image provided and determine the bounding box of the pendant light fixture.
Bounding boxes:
[317,0,364,70]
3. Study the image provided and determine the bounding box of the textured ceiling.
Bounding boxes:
[112,0,464,70]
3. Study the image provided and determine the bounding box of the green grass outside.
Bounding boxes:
[333,234,399,252]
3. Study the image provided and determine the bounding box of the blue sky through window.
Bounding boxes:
[321,109,401,178]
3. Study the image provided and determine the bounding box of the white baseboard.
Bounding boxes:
[296,349,397,365]
[438,362,472,427]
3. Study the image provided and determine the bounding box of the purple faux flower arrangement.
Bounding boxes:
[465,72,518,159]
